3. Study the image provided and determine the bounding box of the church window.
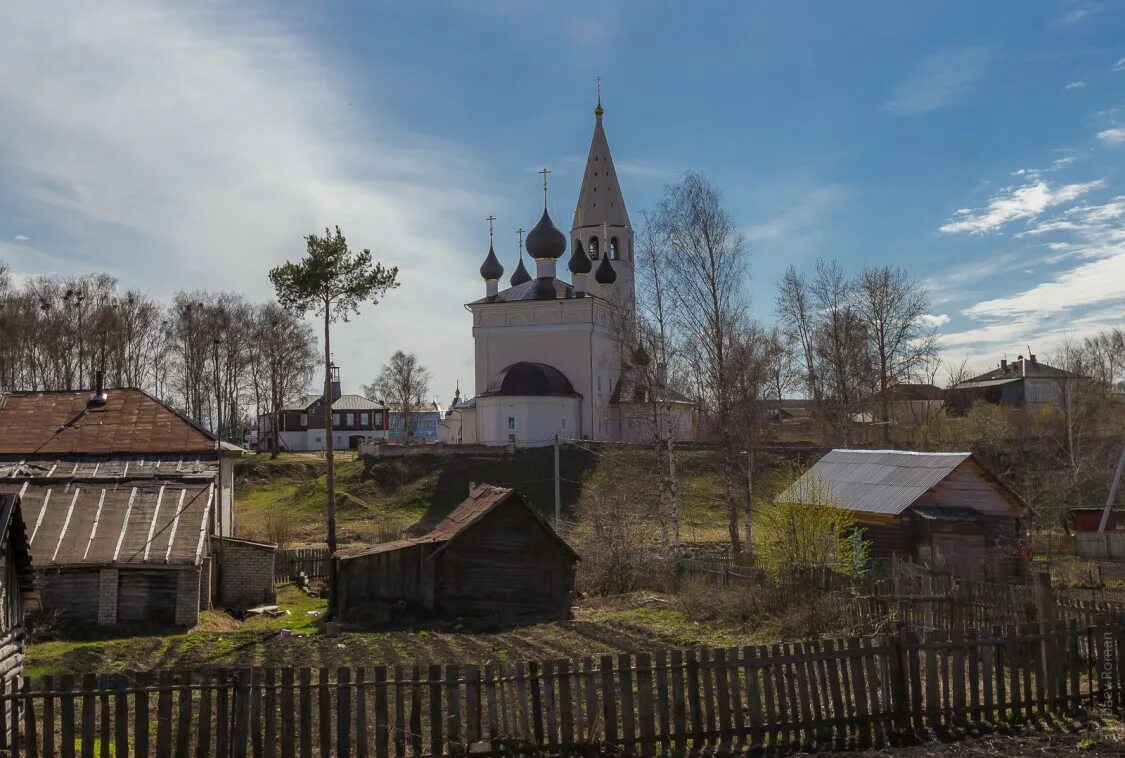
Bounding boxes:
[588,236,599,258]
[609,237,619,260]
[561,418,566,430]
[508,416,515,430]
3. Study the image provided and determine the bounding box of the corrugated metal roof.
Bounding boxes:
[0,454,218,481]
[0,389,220,455]
[332,395,385,411]
[0,481,213,567]
[775,449,971,516]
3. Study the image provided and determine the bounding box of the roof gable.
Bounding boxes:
[0,389,219,456]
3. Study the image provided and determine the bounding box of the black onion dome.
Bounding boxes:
[509,256,531,286]
[525,209,566,260]
[594,252,617,284]
[568,239,592,275]
[479,244,504,280]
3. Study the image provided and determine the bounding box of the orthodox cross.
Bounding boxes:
[538,167,551,208]
[517,227,526,258]
[597,74,602,102]
[486,214,496,245]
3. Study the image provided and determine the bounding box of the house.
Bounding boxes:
[883,383,946,426]
[387,410,440,443]
[0,383,245,627]
[0,494,37,684]
[949,354,1074,411]
[336,484,578,622]
[259,365,389,452]
[777,449,1028,581]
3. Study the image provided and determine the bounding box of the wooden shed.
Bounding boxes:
[336,484,578,622]
[0,494,38,684]
[777,450,1028,581]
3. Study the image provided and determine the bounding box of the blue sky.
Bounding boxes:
[1,1,1124,400]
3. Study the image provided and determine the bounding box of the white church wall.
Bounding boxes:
[476,395,580,446]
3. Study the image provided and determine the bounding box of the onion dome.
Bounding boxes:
[525,209,566,260]
[510,256,531,286]
[568,239,592,275]
[594,251,617,284]
[479,244,503,281]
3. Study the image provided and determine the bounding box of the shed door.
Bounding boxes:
[930,533,986,579]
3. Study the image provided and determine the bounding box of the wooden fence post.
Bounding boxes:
[887,627,911,742]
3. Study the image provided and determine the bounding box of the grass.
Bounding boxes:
[233,447,741,549]
[26,586,773,681]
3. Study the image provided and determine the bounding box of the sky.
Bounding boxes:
[1,1,1124,401]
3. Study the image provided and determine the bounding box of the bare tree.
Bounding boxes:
[854,265,937,445]
[652,172,750,555]
[810,259,869,446]
[366,350,431,442]
[248,302,319,457]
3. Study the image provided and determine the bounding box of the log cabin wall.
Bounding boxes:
[37,566,198,627]
[336,543,432,614]
[432,503,576,621]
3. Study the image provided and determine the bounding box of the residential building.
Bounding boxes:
[259,365,389,452]
[0,382,243,627]
[387,410,440,443]
[949,354,1074,411]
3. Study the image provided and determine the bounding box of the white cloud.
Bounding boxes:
[1098,127,1125,145]
[1114,57,1125,72]
[882,46,992,116]
[939,178,1104,234]
[1053,4,1098,27]
[12,235,29,242]
[1064,80,1086,90]
[920,313,951,327]
[0,0,494,398]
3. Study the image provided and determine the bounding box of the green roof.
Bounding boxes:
[332,395,385,411]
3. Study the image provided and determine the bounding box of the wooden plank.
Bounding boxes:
[374,667,391,758]
[280,669,295,758]
[669,650,686,753]
[782,643,801,749]
[923,633,939,733]
[599,656,617,746]
[618,654,635,752]
[136,671,151,758]
[263,669,277,758]
[541,661,556,754]
[408,665,422,757]
[317,669,331,758]
[792,642,811,749]
[726,647,745,745]
[197,674,213,758]
[581,658,596,746]
[1068,621,1081,713]
[860,637,884,746]
[556,660,573,749]
[1021,623,1034,720]
[393,666,406,758]
[483,664,497,744]
[156,671,174,758]
[337,667,352,758]
[514,661,532,742]
[96,676,109,758]
[823,640,845,749]
[906,631,923,735]
[23,677,38,758]
[684,649,702,748]
[993,627,1008,726]
[635,653,655,755]
[298,668,312,758]
[742,646,763,751]
[759,646,778,750]
[652,652,670,750]
[445,664,461,754]
[60,674,75,758]
[428,664,443,758]
[250,669,263,758]
[1008,625,1022,722]
[234,668,251,758]
[713,648,732,746]
[847,638,871,747]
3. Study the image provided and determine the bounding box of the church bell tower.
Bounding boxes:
[571,94,634,314]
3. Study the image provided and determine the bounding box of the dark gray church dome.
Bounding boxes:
[594,251,616,284]
[483,362,577,397]
[525,209,566,260]
[479,243,504,281]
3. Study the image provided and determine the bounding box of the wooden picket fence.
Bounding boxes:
[2,621,1123,757]
[274,548,331,583]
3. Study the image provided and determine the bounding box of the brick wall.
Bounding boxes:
[215,537,277,609]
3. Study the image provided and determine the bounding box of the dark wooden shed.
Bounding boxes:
[777,450,1028,581]
[336,484,578,622]
[0,494,38,684]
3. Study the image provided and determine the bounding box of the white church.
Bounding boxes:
[449,98,695,447]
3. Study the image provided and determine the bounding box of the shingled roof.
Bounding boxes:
[0,389,228,456]
[337,484,578,560]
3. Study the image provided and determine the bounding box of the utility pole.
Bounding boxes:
[554,434,562,530]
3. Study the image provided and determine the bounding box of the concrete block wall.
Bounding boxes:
[215,537,277,610]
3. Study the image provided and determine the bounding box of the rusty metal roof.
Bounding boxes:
[0,481,213,567]
[0,389,221,456]
[776,449,972,516]
[337,484,578,560]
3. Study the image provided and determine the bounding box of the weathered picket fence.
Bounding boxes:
[274,548,331,583]
[2,621,1122,756]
